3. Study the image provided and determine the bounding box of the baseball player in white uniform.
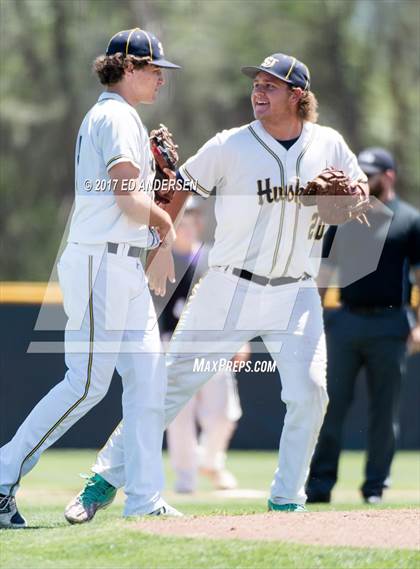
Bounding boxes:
[168,367,242,493]
[0,28,183,528]
[160,204,243,493]
[65,52,369,519]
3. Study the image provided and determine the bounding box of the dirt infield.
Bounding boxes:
[136,508,420,550]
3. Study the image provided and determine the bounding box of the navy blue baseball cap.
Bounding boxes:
[106,28,181,69]
[358,148,396,175]
[241,53,310,90]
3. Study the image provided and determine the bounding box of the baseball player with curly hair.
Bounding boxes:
[0,28,183,528]
[64,52,369,522]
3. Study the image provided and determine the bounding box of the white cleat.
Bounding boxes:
[148,500,184,517]
[0,495,27,529]
[364,495,382,505]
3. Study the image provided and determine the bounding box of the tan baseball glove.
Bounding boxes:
[301,167,371,225]
[150,124,179,205]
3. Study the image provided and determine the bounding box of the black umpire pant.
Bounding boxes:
[307,306,410,499]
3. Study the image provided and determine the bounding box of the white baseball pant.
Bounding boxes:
[0,243,166,515]
[93,267,328,505]
[167,370,242,491]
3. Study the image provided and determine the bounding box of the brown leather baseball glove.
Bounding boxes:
[150,124,179,205]
[301,167,370,225]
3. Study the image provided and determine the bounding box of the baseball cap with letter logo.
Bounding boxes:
[242,53,310,90]
[106,28,181,69]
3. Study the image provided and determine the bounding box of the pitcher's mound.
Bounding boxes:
[136,508,419,549]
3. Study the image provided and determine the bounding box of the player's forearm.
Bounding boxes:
[162,189,193,227]
[109,161,173,235]
[355,179,369,197]
[144,190,191,273]
[115,190,172,234]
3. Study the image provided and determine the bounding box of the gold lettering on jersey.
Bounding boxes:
[308,212,326,240]
[256,177,304,206]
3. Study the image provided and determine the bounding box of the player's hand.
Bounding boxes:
[232,343,252,364]
[163,167,176,180]
[155,210,176,249]
[146,247,175,297]
[407,325,420,355]
[160,223,177,250]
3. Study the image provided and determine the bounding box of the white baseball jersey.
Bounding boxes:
[68,92,156,246]
[0,90,169,517]
[179,120,366,278]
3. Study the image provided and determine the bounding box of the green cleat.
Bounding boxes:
[64,473,117,524]
[268,499,307,512]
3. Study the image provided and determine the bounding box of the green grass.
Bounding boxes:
[0,450,419,568]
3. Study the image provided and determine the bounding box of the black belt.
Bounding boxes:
[107,242,143,258]
[232,268,310,287]
[344,305,402,315]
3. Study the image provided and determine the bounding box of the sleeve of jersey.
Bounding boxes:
[99,113,142,173]
[335,134,367,182]
[178,135,223,199]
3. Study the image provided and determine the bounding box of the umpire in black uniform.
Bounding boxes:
[306,148,420,504]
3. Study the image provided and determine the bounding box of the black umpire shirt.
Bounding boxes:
[322,198,420,308]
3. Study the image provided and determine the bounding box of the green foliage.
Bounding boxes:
[1,0,419,279]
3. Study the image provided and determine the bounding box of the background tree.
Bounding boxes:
[0,0,418,280]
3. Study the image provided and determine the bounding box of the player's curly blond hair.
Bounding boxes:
[93,53,149,85]
[292,88,319,123]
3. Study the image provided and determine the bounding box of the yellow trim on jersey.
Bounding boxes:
[10,256,95,493]
[182,167,211,195]
[270,202,286,274]
[296,125,316,176]
[284,57,296,80]
[247,125,287,275]
[281,204,300,277]
[106,154,128,168]
[248,125,286,186]
[106,154,132,169]
[1,282,62,304]
[281,126,317,276]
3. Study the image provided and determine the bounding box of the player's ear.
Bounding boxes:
[290,87,303,103]
[124,61,135,75]
[384,169,396,186]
